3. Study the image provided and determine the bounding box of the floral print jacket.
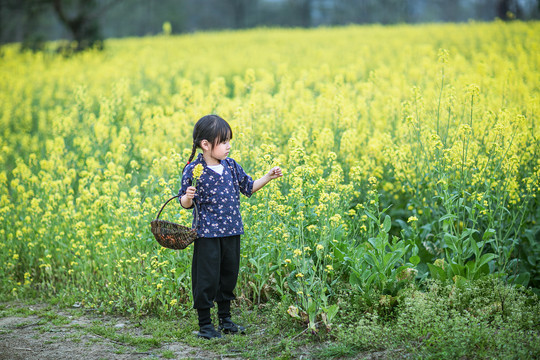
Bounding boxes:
[179,153,254,238]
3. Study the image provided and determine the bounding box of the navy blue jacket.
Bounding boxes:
[179,153,254,238]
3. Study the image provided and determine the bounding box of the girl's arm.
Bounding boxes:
[252,167,283,193]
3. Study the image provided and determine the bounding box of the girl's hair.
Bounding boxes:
[183,115,232,172]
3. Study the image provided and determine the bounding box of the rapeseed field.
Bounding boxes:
[1,21,538,339]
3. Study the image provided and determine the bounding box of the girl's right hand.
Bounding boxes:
[180,186,196,208]
[185,186,196,199]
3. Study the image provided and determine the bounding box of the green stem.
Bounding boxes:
[470,94,474,136]
[437,66,445,137]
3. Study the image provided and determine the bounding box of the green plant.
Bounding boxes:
[347,181,418,316]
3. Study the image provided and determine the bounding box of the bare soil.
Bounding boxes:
[0,302,404,360]
[0,303,235,360]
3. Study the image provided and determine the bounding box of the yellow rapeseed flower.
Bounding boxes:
[1,22,537,320]
[192,164,204,187]
[193,163,204,179]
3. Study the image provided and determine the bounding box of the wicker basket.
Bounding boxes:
[150,195,199,250]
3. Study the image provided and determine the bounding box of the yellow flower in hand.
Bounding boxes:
[192,164,204,187]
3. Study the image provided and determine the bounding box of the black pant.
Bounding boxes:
[191,235,240,310]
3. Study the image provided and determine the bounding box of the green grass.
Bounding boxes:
[2,277,539,359]
[86,324,161,352]
[161,349,175,359]
[179,277,538,359]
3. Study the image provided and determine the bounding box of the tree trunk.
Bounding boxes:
[497,0,521,20]
[230,0,246,29]
[298,0,311,27]
[52,0,122,51]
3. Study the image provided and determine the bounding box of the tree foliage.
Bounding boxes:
[1,0,538,52]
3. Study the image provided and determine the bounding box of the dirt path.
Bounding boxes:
[0,302,406,360]
[0,303,236,360]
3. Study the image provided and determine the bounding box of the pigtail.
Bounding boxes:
[182,142,198,173]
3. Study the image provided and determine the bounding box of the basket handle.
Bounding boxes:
[154,195,199,229]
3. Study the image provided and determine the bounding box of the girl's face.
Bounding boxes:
[211,139,231,161]
[201,138,231,164]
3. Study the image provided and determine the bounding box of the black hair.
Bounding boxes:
[183,115,232,172]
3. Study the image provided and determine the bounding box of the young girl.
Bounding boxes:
[179,114,282,339]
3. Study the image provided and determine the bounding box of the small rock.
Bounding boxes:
[114,323,125,328]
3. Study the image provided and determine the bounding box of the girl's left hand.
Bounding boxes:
[267,166,283,179]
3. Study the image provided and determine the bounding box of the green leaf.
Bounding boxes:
[482,228,496,241]
[453,275,468,287]
[477,262,490,277]
[365,211,378,222]
[465,260,476,279]
[382,205,393,214]
[439,213,457,223]
[366,272,378,287]
[360,270,372,282]
[449,262,466,277]
[325,304,339,320]
[287,272,300,292]
[383,252,392,267]
[443,233,457,243]
[368,237,379,250]
[409,255,420,266]
[308,298,318,314]
[249,258,259,268]
[443,233,458,252]
[460,228,478,240]
[427,263,446,281]
[471,238,480,257]
[349,271,362,287]
[364,253,378,268]
[477,253,496,269]
[334,247,346,262]
[509,272,530,287]
[383,215,391,233]
[386,251,405,271]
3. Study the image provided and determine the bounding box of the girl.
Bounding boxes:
[179,114,282,339]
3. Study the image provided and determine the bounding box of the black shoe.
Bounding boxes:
[197,324,222,339]
[218,317,246,334]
